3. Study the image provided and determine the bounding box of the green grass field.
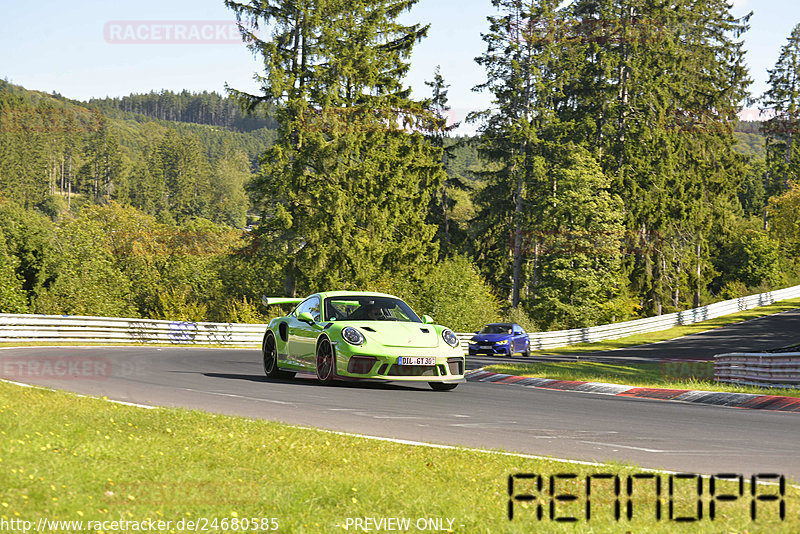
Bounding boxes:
[0,380,797,533]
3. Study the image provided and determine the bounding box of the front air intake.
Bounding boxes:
[347,356,377,374]
[447,358,463,376]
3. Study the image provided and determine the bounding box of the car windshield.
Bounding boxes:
[324,296,421,323]
[480,324,512,334]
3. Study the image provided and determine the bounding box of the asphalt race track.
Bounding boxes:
[468,307,800,368]
[2,309,800,480]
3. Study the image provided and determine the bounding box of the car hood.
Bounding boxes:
[352,321,441,349]
[471,333,511,343]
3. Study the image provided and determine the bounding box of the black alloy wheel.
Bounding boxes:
[316,337,336,384]
[263,332,295,379]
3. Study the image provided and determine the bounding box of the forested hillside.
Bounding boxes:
[86,90,277,131]
[2,4,800,333]
[0,81,280,323]
[0,80,272,225]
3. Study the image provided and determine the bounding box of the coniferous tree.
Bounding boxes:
[472,0,623,322]
[471,0,564,308]
[423,66,466,258]
[226,0,441,296]
[567,0,751,313]
[531,146,626,328]
[211,150,251,227]
[77,115,126,203]
[761,23,800,198]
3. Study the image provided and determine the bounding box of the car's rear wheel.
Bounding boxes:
[316,337,336,384]
[429,382,458,391]
[263,332,295,379]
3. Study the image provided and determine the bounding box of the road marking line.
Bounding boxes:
[182,388,296,405]
[0,378,34,387]
[578,440,668,453]
[578,440,723,454]
[106,399,157,409]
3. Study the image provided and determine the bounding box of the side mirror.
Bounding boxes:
[422,315,433,324]
[298,312,315,325]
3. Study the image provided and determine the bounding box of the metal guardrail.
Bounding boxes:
[715,353,800,389]
[1,284,799,350]
[520,284,800,350]
[0,314,267,346]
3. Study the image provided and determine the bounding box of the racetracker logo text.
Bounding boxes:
[1,356,111,380]
[103,21,243,44]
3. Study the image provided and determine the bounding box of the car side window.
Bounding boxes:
[295,297,321,322]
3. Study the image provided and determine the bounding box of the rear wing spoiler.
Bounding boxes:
[262,296,304,307]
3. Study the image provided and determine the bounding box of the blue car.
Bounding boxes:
[468,323,530,357]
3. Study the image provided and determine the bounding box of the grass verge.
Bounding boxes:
[0,380,797,533]
[483,361,800,398]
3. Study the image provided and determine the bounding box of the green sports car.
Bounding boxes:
[260,291,465,391]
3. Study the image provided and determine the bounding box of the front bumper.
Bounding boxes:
[468,343,510,356]
[334,345,465,382]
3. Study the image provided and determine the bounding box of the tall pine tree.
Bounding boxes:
[761,23,800,198]
[423,66,466,258]
[226,0,442,295]
[567,0,751,313]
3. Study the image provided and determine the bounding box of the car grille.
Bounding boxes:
[385,365,438,377]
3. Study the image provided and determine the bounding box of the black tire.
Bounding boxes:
[263,332,295,379]
[429,382,458,391]
[316,337,336,384]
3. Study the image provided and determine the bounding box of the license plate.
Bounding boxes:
[398,357,436,366]
[481,345,492,349]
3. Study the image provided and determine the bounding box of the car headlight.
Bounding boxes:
[496,339,509,345]
[442,329,459,348]
[341,326,365,346]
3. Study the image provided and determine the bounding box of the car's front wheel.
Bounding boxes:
[263,332,295,379]
[429,382,458,391]
[316,337,336,384]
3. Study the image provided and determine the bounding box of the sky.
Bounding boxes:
[1,0,798,133]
